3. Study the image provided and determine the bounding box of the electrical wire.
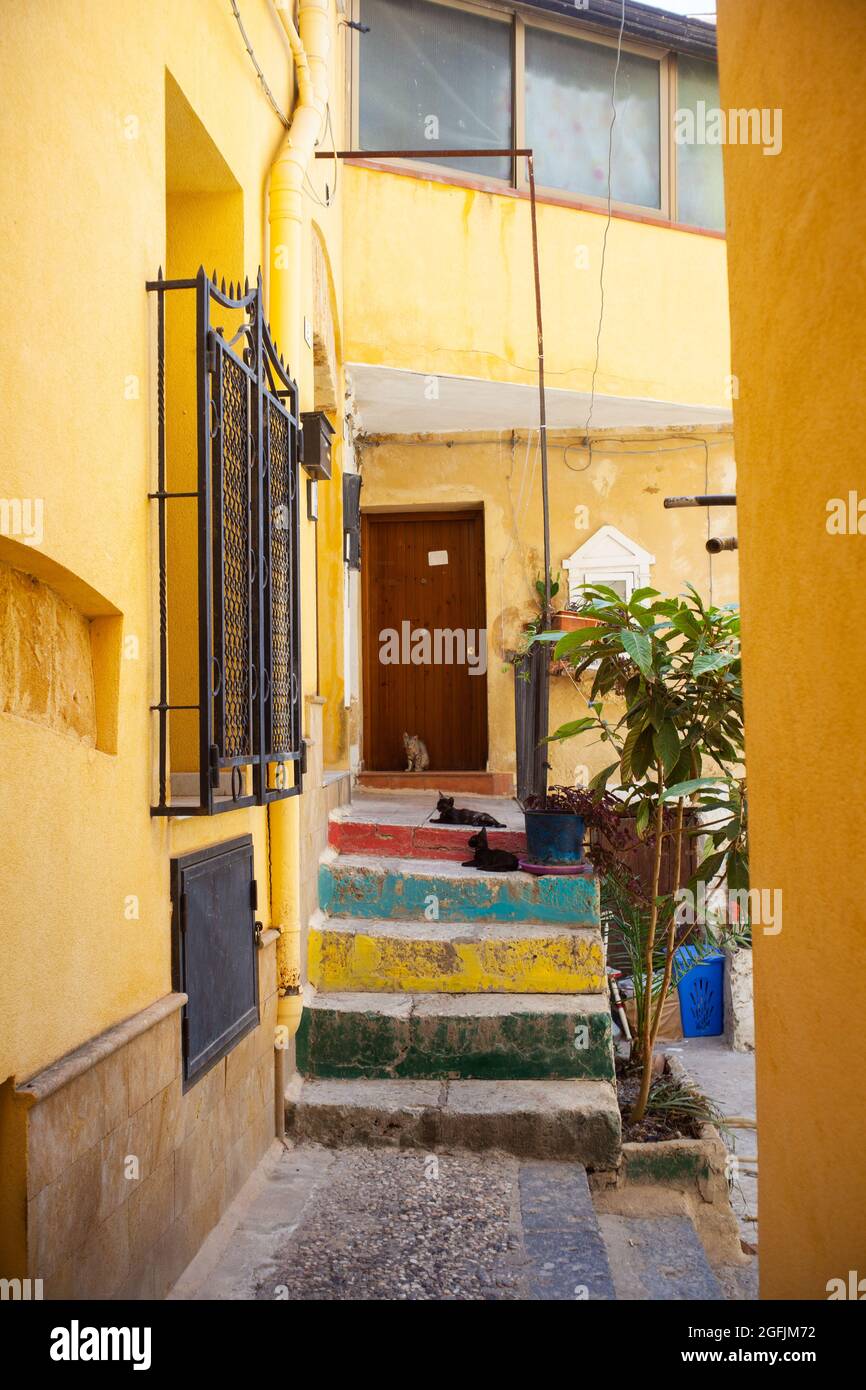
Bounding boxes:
[229,0,335,208]
[229,0,291,129]
[303,103,339,208]
[584,0,626,437]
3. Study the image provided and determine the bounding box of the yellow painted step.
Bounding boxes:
[308,912,606,995]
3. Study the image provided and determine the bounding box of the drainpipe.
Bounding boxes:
[268,0,329,1042]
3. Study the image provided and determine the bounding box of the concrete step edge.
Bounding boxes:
[285,1076,621,1165]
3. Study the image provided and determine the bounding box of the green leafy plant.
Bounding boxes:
[543,581,746,1123]
[505,572,560,672]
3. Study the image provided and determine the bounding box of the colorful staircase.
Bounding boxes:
[286,794,621,1165]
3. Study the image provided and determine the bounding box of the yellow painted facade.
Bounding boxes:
[1,0,754,1297]
[717,0,866,1299]
[341,49,737,784]
[0,0,350,1284]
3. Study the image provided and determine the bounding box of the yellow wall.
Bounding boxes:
[344,165,732,406]
[0,0,346,1085]
[360,429,736,781]
[717,0,866,1299]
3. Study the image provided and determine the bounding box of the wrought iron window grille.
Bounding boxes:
[147,267,304,815]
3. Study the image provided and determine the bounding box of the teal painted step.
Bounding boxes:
[318,851,600,927]
[296,987,615,1082]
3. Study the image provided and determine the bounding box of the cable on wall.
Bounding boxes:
[229,0,291,129]
[583,0,627,438]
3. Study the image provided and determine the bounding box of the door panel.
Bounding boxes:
[362,510,487,771]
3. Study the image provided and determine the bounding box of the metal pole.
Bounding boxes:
[526,154,552,626]
[316,146,553,623]
[664,494,737,509]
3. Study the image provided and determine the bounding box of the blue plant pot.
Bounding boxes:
[674,946,725,1037]
[524,810,585,865]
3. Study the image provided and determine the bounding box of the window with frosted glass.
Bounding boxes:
[676,56,726,231]
[525,27,661,209]
[359,0,513,180]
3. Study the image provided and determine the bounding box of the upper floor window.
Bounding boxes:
[354,0,724,233]
[359,0,513,180]
[525,26,661,211]
[676,55,726,233]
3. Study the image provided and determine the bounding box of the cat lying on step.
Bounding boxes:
[461,828,519,873]
[431,794,505,828]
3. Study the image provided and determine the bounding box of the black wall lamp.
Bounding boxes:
[300,411,335,481]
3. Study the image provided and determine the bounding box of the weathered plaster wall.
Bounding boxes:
[343,165,732,408]
[359,429,737,782]
[717,0,866,1299]
[0,561,97,745]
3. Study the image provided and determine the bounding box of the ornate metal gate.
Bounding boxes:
[148,267,303,814]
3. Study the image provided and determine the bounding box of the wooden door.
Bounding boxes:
[362,510,488,771]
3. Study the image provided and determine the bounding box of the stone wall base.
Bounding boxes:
[7,932,279,1299]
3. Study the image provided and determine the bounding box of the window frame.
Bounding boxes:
[352,0,518,191]
[514,9,672,222]
[350,0,722,234]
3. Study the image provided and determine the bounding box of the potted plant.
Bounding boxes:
[545,580,745,1123]
[521,783,631,869]
[551,608,603,634]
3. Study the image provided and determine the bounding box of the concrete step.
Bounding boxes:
[295,987,616,1081]
[318,850,599,926]
[285,1075,621,1166]
[597,1213,726,1300]
[308,911,606,994]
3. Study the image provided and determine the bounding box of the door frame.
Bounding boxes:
[360,506,488,772]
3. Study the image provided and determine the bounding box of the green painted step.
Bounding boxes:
[296,987,616,1082]
[318,851,600,926]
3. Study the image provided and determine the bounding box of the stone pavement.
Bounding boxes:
[172,1139,741,1302]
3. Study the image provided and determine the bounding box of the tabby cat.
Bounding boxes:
[403,732,430,772]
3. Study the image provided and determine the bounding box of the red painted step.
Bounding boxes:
[329,819,526,862]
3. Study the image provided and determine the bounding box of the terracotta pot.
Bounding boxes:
[551,612,602,633]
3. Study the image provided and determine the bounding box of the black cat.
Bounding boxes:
[462,828,519,873]
[431,794,505,828]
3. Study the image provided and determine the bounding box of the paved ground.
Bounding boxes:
[172,1136,753,1301]
[173,1144,618,1301]
[673,1036,758,1250]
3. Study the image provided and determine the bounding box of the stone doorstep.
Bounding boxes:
[318,850,600,927]
[295,988,616,1082]
[307,912,607,994]
[285,1076,621,1167]
[355,772,515,795]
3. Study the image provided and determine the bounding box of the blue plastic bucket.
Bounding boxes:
[674,946,725,1037]
[523,811,585,865]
